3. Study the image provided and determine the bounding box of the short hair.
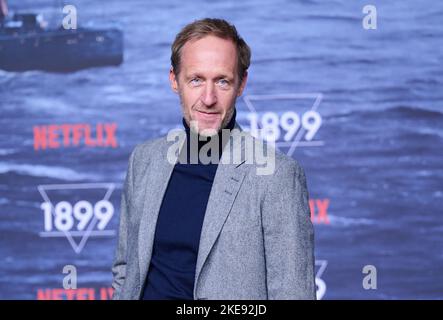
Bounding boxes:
[171,18,251,83]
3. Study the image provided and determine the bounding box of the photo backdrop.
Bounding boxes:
[1,0,442,299]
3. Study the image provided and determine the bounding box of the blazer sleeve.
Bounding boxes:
[111,146,137,300]
[261,160,316,299]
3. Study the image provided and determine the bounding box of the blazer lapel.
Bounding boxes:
[194,125,248,294]
[137,136,183,288]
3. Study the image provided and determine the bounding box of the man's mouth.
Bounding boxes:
[195,110,220,120]
[196,110,219,115]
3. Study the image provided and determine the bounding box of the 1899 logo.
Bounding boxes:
[38,183,117,254]
[41,199,113,232]
[242,93,324,156]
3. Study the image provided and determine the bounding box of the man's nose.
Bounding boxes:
[201,82,217,107]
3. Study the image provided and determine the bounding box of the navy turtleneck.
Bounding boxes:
[142,109,236,300]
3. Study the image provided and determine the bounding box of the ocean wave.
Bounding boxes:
[0,70,18,88]
[254,55,321,64]
[0,149,17,156]
[328,214,375,227]
[0,163,99,181]
[21,96,75,115]
[327,105,443,121]
[301,14,361,23]
[384,106,443,119]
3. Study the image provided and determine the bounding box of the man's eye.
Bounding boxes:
[217,79,229,86]
[190,78,201,85]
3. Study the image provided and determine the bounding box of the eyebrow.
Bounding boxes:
[185,71,234,81]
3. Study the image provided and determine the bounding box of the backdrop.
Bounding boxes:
[1,0,442,299]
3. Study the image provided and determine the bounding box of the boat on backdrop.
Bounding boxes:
[0,0,123,72]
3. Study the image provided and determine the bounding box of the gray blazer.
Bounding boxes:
[111,123,316,300]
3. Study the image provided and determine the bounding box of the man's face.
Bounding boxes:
[169,35,247,136]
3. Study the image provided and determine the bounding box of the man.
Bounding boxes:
[111,18,315,300]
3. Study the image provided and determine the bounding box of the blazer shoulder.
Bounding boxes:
[264,145,306,183]
[255,134,303,172]
[241,129,301,171]
[275,149,304,173]
[131,135,168,163]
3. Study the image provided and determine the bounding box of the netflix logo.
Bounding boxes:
[37,287,114,300]
[33,123,118,150]
[310,198,330,225]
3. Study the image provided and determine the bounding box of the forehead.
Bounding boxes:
[180,35,237,76]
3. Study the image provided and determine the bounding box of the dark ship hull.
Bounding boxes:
[0,27,123,72]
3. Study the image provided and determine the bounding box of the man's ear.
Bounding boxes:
[169,67,179,93]
[237,71,248,97]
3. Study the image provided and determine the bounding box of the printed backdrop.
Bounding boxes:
[1,0,442,299]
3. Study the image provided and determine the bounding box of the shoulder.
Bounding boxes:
[132,134,170,156]
[128,135,169,166]
[273,148,304,177]
[243,130,304,178]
